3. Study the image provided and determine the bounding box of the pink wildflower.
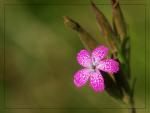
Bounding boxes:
[74,45,119,92]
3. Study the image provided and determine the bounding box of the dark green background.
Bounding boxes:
[0,0,149,113]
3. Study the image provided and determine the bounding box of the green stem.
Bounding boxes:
[130,78,137,113]
[130,96,136,113]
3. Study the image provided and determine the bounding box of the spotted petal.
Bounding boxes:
[97,59,119,73]
[77,50,92,68]
[74,69,91,87]
[90,71,104,92]
[91,45,109,64]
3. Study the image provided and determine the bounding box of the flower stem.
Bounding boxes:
[130,97,136,113]
[129,78,137,113]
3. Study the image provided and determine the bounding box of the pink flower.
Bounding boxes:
[74,45,119,92]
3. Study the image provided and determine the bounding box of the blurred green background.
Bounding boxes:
[0,0,149,113]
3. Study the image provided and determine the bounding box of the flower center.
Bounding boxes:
[92,65,96,70]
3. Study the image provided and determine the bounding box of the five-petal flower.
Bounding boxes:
[74,45,119,92]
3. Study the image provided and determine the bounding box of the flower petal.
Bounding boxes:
[74,69,91,87]
[77,50,92,68]
[97,59,119,73]
[90,71,105,92]
[91,45,109,64]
